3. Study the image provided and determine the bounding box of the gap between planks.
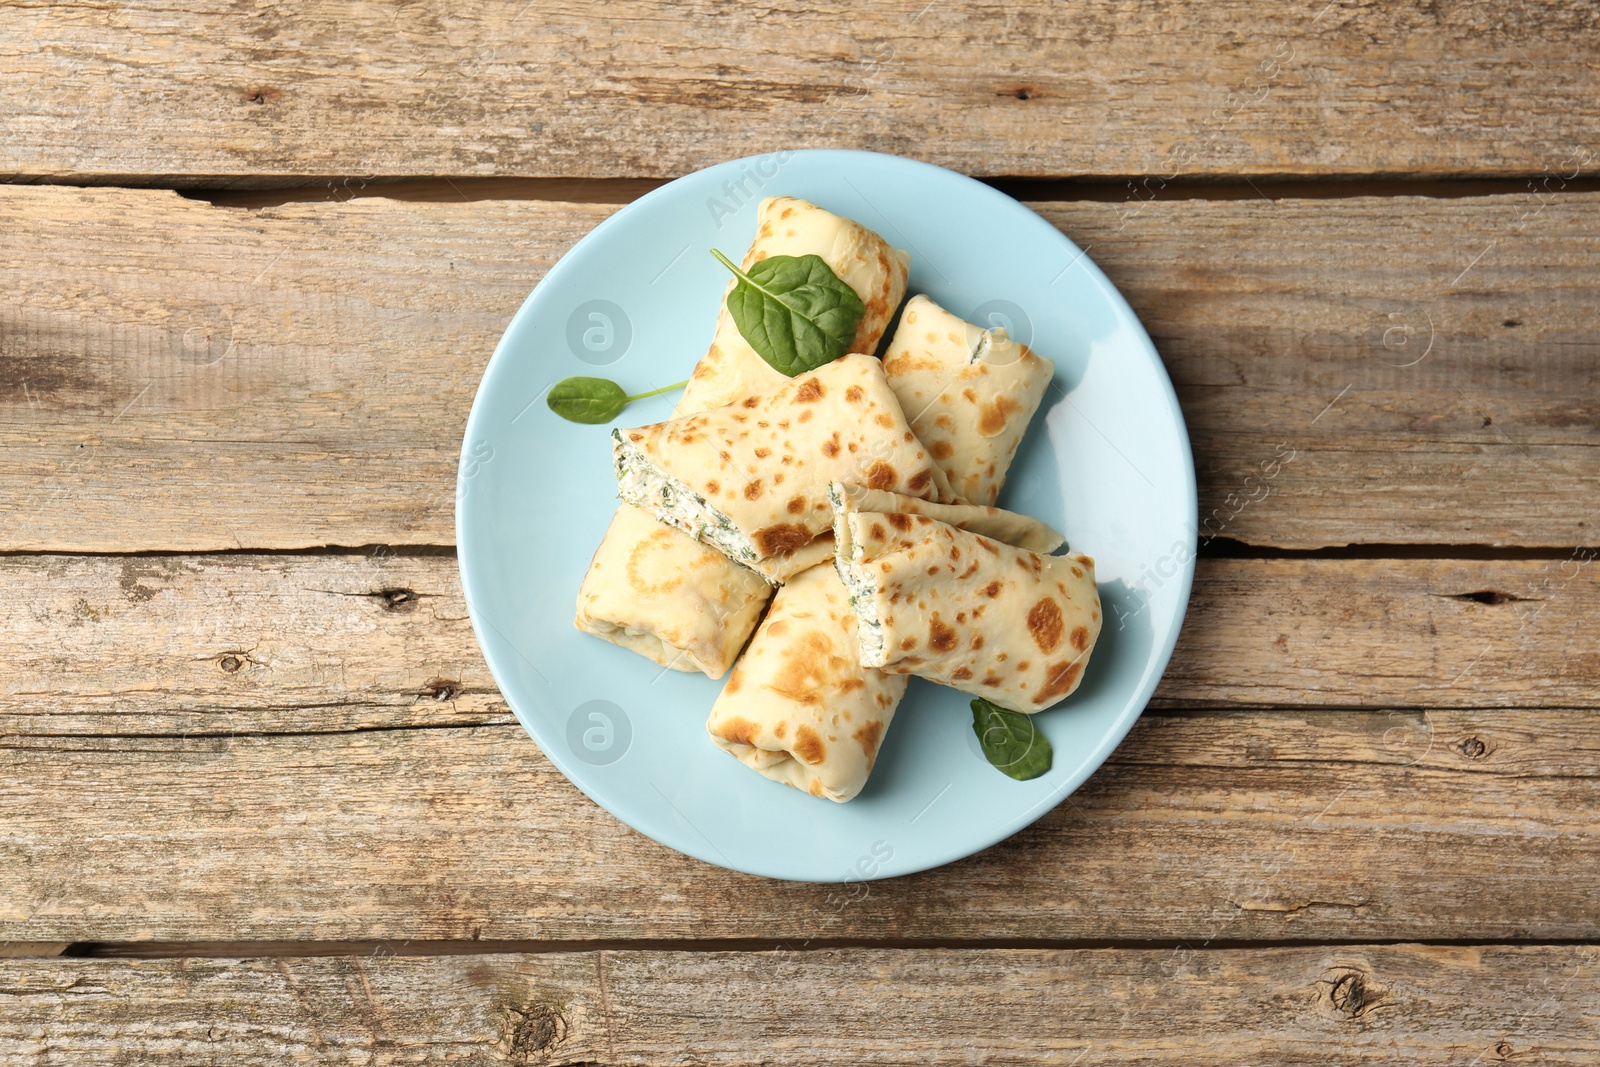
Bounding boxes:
[160,174,1600,208]
[0,540,1590,561]
[41,936,1600,960]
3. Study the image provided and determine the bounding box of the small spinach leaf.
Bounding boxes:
[711,249,865,376]
[971,698,1052,781]
[547,377,686,424]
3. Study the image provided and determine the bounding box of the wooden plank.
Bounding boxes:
[0,555,509,739]
[4,556,1596,745]
[3,186,1596,552]
[2,553,1597,941]
[5,0,1598,183]
[3,947,1597,1064]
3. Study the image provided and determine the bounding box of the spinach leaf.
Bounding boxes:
[547,377,686,424]
[971,698,1052,781]
[711,249,865,376]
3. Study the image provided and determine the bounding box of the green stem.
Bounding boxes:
[625,379,688,402]
[709,247,786,306]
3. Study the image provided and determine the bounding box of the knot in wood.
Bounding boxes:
[376,587,417,612]
[1457,735,1488,759]
[423,678,458,702]
[1329,969,1383,1018]
[503,1003,566,1062]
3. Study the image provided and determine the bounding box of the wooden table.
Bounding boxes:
[4,1,1598,1061]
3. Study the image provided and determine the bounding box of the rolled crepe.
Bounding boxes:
[708,564,908,803]
[882,295,1055,506]
[612,355,955,583]
[680,197,912,413]
[575,198,911,677]
[836,510,1101,713]
[573,505,773,672]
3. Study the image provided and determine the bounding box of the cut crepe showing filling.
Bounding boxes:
[881,295,1056,507]
[836,509,1102,714]
[827,480,1067,671]
[613,354,957,583]
[706,563,908,803]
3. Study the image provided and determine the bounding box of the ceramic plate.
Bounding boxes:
[457,150,1195,882]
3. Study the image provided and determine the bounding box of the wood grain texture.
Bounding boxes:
[4,0,1598,183]
[3,946,1598,1065]
[3,185,1596,552]
[2,555,1596,942]
[5,555,1597,743]
[5,712,1594,942]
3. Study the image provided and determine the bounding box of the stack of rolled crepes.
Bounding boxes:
[705,296,1064,801]
[575,197,911,677]
[576,199,1091,802]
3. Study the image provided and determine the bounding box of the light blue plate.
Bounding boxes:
[457,150,1196,882]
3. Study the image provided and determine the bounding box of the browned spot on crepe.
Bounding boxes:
[768,631,847,708]
[754,523,812,556]
[724,670,743,694]
[845,385,864,402]
[754,446,771,459]
[718,717,761,745]
[866,461,897,489]
[1071,626,1090,652]
[900,636,918,651]
[1027,597,1064,653]
[929,440,954,460]
[1033,660,1083,704]
[808,780,825,797]
[908,468,932,493]
[794,725,827,765]
[976,538,999,555]
[981,580,1003,598]
[742,395,761,408]
[929,614,959,653]
[744,479,764,501]
[978,393,1023,436]
[787,495,807,514]
[822,435,841,458]
[625,527,688,595]
[854,720,884,769]
[774,721,788,738]
[951,666,974,681]
[839,678,866,694]
[793,378,825,403]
